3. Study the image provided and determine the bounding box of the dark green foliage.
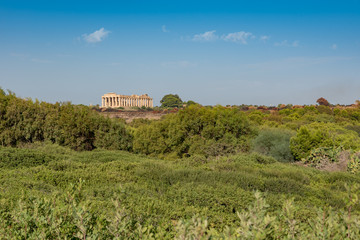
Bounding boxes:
[160,94,183,108]
[0,91,132,151]
[0,147,58,168]
[133,105,254,158]
[185,100,197,106]
[290,122,360,160]
[252,128,295,162]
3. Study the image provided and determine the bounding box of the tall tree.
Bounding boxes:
[160,94,183,108]
[316,97,330,106]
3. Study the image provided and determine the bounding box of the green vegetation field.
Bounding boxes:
[1,144,360,239]
[1,89,360,238]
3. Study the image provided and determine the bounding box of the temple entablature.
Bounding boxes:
[101,93,153,108]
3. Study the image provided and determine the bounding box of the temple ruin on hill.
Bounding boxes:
[101,93,153,108]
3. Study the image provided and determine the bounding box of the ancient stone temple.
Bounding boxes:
[101,92,153,108]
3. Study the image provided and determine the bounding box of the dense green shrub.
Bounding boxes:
[0,91,132,151]
[252,128,295,162]
[0,147,58,168]
[0,144,360,237]
[1,184,360,239]
[133,105,254,158]
[290,122,360,160]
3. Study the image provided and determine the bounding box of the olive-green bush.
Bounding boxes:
[133,105,254,158]
[290,122,360,160]
[252,128,295,162]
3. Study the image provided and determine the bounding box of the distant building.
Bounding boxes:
[101,92,153,108]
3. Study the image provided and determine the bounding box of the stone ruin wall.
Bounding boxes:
[100,111,168,123]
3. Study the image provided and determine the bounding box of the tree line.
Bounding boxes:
[0,89,132,151]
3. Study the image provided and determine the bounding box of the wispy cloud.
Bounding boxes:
[260,35,270,42]
[161,60,196,68]
[82,28,110,43]
[331,44,337,50]
[221,31,253,44]
[193,30,218,42]
[274,40,299,47]
[162,25,169,33]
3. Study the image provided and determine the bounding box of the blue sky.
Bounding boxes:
[1,0,360,106]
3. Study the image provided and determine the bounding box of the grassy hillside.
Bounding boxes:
[1,143,360,238]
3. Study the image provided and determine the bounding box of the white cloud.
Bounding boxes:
[260,35,270,41]
[162,25,169,33]
[331,44,337,50]
[82,28,110,43]
[193,30,218,41]
[274,40,299,47]
[221,31,253,44]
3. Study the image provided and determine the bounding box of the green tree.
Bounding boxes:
[160,94,183,108]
